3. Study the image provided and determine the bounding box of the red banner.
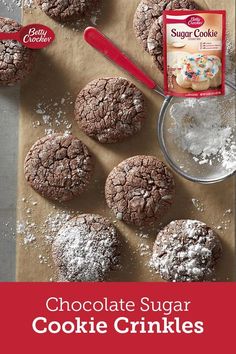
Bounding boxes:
[0,283,234,353]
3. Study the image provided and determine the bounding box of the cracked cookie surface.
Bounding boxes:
[147,0,199,71]
[133,0,198,58]
[147,16,164,71]
[150,220,222,282]
[0,17,34,86]
[133,0,172,52]
[75,77,146,144]
[52,214,120,282]
[24,134,93,202]
[105,155,175,227]
[36,0,98,22]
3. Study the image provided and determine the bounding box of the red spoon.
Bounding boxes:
[0,24,55,49]
[84,26,165,97]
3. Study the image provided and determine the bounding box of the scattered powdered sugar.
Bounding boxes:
[133,94,143,112]
[17,199,75,279]
[38,254,48,264]
[44,210,73,244]
[17,197,39,245]
[52,216,120,282]
[0,0,35,11]
[16,201,122,282]
[150,220,222,282]
[17,196,74,247]
[169,91,236,172]
[192,198,204,212]
[138,243,151,257]
[22,0,34,8]
[224,209,232,215]
[32,93,73,136]
[138,232,150,239]
[17,221,36,244]
[221,144,236,171]
[217,209,233,231]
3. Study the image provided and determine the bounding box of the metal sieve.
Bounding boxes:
[84,27,236,184]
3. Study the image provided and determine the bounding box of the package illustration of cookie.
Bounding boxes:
[163,10,226,97]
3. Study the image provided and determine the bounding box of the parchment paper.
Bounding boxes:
[16,0,236,282]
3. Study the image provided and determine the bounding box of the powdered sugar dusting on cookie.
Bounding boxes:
[150,219,222,282]
[52,214,120,282]
[75,77,146,144]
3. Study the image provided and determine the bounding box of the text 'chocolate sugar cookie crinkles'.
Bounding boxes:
[150,220,222,282]
[75,77,146,144]
[105,156,175,227]
[0,17,34,86]
[24,134,93,202]
[52,214,120,282]
[36,0,99,22]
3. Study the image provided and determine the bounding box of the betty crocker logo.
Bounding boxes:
[21,24,55,48]
[0,24,55,49]
[186,15,205,28]
[165,15,205,28]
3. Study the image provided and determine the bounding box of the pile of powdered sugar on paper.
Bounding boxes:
[169,91,236,172]
[17,195,75,246]
[16,200,75,280]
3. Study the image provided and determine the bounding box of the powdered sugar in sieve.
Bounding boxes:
[169,87,236,173]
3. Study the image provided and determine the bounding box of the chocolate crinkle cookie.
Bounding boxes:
[134,0,199,70]
[52,214,120,282]
[36,0,99,22]
[147,0,198,71]
[150,220,222,282]
[105,155,175,227]
[24,134,93,202]
[147,16,164,71]
[0,17,34,86]
[133,0,172,52]
[75,77,146,144]
[166,0,198,10]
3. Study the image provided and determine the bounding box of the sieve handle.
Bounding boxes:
[84,27,157,90]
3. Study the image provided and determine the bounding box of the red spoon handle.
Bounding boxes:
[0,32,19,41]
[84,27,156,90]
